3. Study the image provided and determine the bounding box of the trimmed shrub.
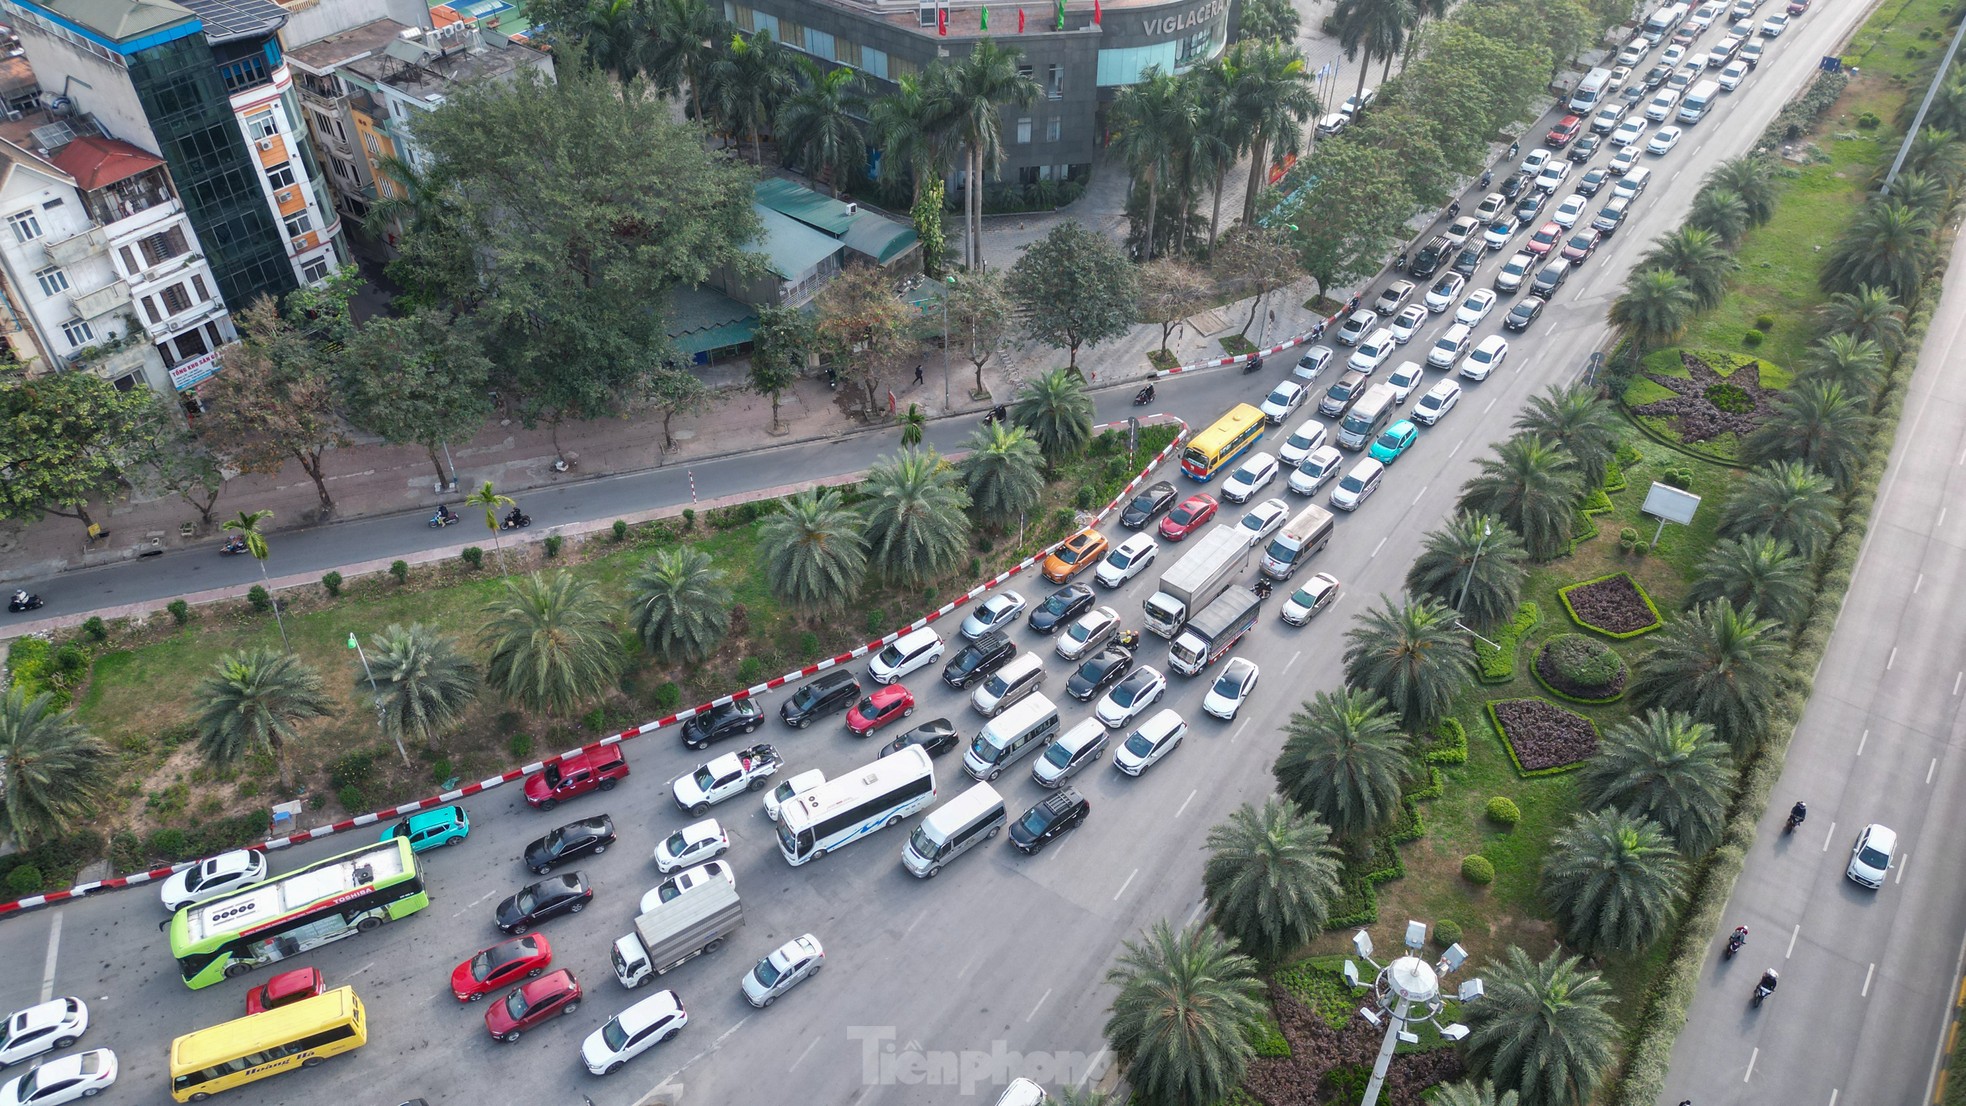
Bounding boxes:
[1754,314,1777,330]
[53,644,87,679]
[1620,526,1642,551]
[507,733,534,760]
[246,585,271,612]
[390,560,409,583]
[543,534,564,558]
[866,609,887,636]
[612,519,629,542]
[1534,632,1630,702]
[653,682,683,712]
[336,785,368,812]
[81,616,107,642]
[1742,329,1765,348]
[1073,485,1097,510]
[1461,855,1495,884]
[582,707,607,733]
[461,546,484,569]
[168,599,190,625]
[1475,602,1541,683]
[798,632,821,660]
[321,570,343,597]
[1426,718,1469,765]
[1432,919,1463,948]
[682,508,696,531]
[5,866,42,893]
[1244,1011,1291,1058]
[738,657,766,684]
[1486,796,1521,826]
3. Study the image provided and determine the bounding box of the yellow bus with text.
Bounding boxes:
[1182,404,1266,481]
[169,986,366,1101]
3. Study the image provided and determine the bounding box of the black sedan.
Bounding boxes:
[1066,646,1135,702]
[1566,134,1601,163]
[681,699,763,750]
[524,816,616,874]
[1118,481,1178,529]
[1503,296,1546,332]
[941,631,1018,690]
[496,873,592,933]
[882,717,961,758]
[1028,583,1096,635]
[1010,789,1091,854]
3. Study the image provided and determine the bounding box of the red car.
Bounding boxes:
[522,748,628,810]
[846,684,916,736]
[485,968,582,1042]
[1525,221,1562,256]
[1546,114,1583,147]
[245,967,325,1015]
[1157,494,1219,541]
[451,934,554,1001]
[1560,228,1601,263]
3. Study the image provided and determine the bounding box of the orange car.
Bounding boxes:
[1042,528,1111,583]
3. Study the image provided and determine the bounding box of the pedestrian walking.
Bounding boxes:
[913,364,925,386]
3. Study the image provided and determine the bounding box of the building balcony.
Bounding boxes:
[64,329,150,377]
[71,280,132,320]
[82,179,176,229]
[43,226,107,268]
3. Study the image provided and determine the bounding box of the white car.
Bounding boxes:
[1056,605,1121,662]
[1518,147,1552,175]
[959,591,1027,640]
[1591,103,1626,133]
[1412,379,1463,425]
[1220,451,1281,503]
[1495,251,1535,293]
[159,848,268,911]
[0,1049,116,1106]
[1610,117,1647,146]
[1315,110,1349,136]
[1647,125,1683,155]
[1095,665,1167,728]
[1372,279,1415,314]
[868,628,943,683]
[1281,572,1342,626]
[1454,289,1497,327]
[742,934,824,1008]
[1846,823,1896,888]
[1473,192,1507,221]
[1258,381,1309,424]
[1690,1,1723,27]
[1201,658,1260,721]
[1329,457,1384,512]
[1534,160,1571,192]
[1460,335,1510,381]
[763,770,824,822]
[1335,309,1379,346]
[1482,216,1520,250]
[999,1078,1049,1106]
[1609,146,1642,174]
[582,989,687,1075]
[1276,420,1328,466]
[1761,12,1788,35]
[1551,193,1589,228]
[1718,59,1749,89]
[1289,446,1345,497]
[1644,90,1680,121]
[652,818,730,869]
[1095,533,1159,587]
[638,859,734,914]
[1661,43,1687,67]
[1384,361,1425,404]
[1294,345,1335,381]
[1237,498,1291,545]
[1423,273,1467,312]
[671,746,780,815]
[1389,303,1429,344]
[0,1000,88,1067]
[1347,328,1396,373]
[1114,708,1188,775]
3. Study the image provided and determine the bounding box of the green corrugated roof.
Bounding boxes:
[755,178,854,235]
[843,217,919,265]
[666,286,756,355]
[754,205,842,279]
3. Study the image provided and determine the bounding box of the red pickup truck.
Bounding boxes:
[523,749,629,810]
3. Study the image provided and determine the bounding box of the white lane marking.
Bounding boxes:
[1185,900,1207,928]
[715,1016,751,1046]
[1114,868,1138,900]
[1862,962,1876,997]
[1449,438,1464,457]
[901,908,929,941]
[1897,852,1909,884]
[39,911,61,1002]
[452,889,498,917]
[1287,649,1304,672]
[957,952,980,980]
[1175,790,1197,818]
[1412,485,1429,505]
[1830,1088,1840,1106]
[1857,729,1869,755]
[1941,507,1949,529]
[1744,1048,1759,1082]
[1915,572,1924,594]
[1231,721,1249,744]
[1956,441,1966,465]
[1887,647,1898,671]
[1076,1049,1113,1092]
[1371,537,1388,557]
[1786,925,1800,959]
[1954,672,1962,696]
[1929,758,1939,784]
[789,1037,822,1072]
[1822,822,1837,850]
[1483,397,1498,413]
[346,960,376,979]
[1027,988,1052,1022]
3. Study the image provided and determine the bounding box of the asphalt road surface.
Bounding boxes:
[0,4,1892,1104]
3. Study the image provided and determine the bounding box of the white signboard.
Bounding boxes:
[1641,482,1701,525]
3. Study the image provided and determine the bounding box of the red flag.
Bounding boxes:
[937,5,947,33]
[1093,0,1101,22]
[1017,6,1025,30]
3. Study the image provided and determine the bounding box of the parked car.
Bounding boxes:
[1461,335,1512,381]
[0,1049,115,1106]
[1577,166,1612,196]
[1561,229,1602,264]
[382,806,470,853]
[1372,279,1416,314]
[1546,114,1583,146]
[1412,380,1463,425]
[1237,498,1291,545]
[1335,309,1379,346]
[1369,420,1420,464]
[680,699,763,750]
[1113,708,1189,776]
[523,749,628,811]
[846,685,916,736]
[959,590,1029,638]
[1028,582,1095,634]
[160,849,268,911]
[1066,645,1136,702]
[1095,666,1168,729]
[1483,216,1520,250]
[1042,528,1110,582]
[1551,193,1589,229]
[1503,296,1546,332]
[1454,289,1497,326]
[1390,303,1430,342]
[1424,272,1467,312]
[0,1000,87,1068]
[1288,446,1346,497]
[764,771,826,821]
[941,631,1018,690]
[1095,532,1160,586]
[1057,605,1122,662]
[1258,380,1311,424]
[779,670,861,728]
[639,860,734,912]
[1159,494,1219,541]
[1118,482,1178,530]
[1277,419,1329,465]
[1281,573,1343,626]
[883,717,962,758]
[652,818,729,870]
[1220,452,1281,503]
[1385,362,1425,404]
[1317,369,1372,418]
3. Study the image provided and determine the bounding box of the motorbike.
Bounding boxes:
[219,539,249,556]
[1447,201,1461,219]
[1133,385,1156,406]
[500,512,532,531]
[1115,629,1142,649]
[1784,803,1806,835]
[429,509,459,529]
[8,591,42,613]
[1253,578,1274,600]
[982,404,1010,426]
[1724,927,1747,960]
[1242,355,1265,375]
[1479,170,1493,189]
[1752,969,1778,1007]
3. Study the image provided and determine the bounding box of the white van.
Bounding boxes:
[901,781,1005,877]
[1678,78,1721,122]
[869,626,943,684]
[971,652,1046,716]
[1261,503,1336,579]
[1569,67,1612,112]
[1612,165,1653,201]
[1643,1,1689,42]
[1337,383,1400,450]
[963,693,1061,781]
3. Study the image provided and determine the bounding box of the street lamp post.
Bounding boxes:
[1453,520,1495,614]
[1344,922,1483,1106]
[348,632,410,766]
[921,275,957,409]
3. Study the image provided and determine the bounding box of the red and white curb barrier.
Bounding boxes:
[0,416,1193,917]
[1154,308,1346,377]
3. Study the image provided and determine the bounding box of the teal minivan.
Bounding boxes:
[381,805,471,852]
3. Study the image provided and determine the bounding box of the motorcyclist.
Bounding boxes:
[1136,383,1156,404]
[221,536,247,552]
[1756,969,1779,995]
[10,590,27,606]
[1447,200,1461,219]
[505,506,525,527]
[1789,800,1807,825]
[1728,925,1748,950]
[434,505,457,524]
[1479,170,1493,188]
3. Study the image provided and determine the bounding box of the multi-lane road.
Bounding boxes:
[0,3,1909,1104]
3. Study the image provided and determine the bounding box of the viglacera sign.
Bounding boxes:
[1140,0,1227,35]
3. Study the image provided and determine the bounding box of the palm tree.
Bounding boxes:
[648,0,727,125]
[1609,269,1697,352]
[1111,67,1185,261]
[579,0,654,83]
[867,72,954,209]
[1719,460,1838,560]
[1577,709,1735,857]
[1464,947,1617,1106]
[1688,186,1750,244]
[1703,155,1777,225]
[757,487,868,613]
[1799,332,1886,398]
[1924,73,1966,135]
[1741,378,1873,490]
[1341,595,1473,731]
[942,40,1041,269]
[480,571,624,717]
[0,688,109,847]
[1457,436,1586,562]
[708,28,794,163]
[1103,921,1266,1106]
[777,57,867,196]
[1194,56,1250,249]
[1203,797,1344,961]
[1272,689,1410,843]
[898,403,927,446]
[464,481,516,573]
[365,152,458,239]
[958,423,1045,527]
[1818,284,1906,355]
[362,623,481,750]
[194,648,334,791]
[1906,126,1966,186]
[1686,533,1811,626]
[863,447,971,585]
[1541,808,1685,958]
[628,547,733,663]
[1430,1082,1521,1106]
[1404,512,1529,634]
[1334,0,1415,98]
[1628,601,1788,758]
[1639,227,1738,310]
[1511,383,1621,490]
[1820,198,1935,300]
[1230,41,1319,224]
[221,508,287,650]
[1880,167,1955,226]
[1011,368,1096,463]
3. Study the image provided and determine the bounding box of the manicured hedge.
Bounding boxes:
[1475,602,1541,683]
[1558,572,1663,639]
[1532,633,1629,703]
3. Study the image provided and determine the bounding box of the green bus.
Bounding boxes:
[168,837,428,989]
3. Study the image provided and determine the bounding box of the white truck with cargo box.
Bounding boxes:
[1168,586,1262,676]
[612,877,743,987]
[1261,504,1336,580]
[1569,66,1612,111]
[1678,78,1721,122]
[1143,526,1255,639]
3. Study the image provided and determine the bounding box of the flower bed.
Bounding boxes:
[1533,633,1629,703]
[1245,980,1464,1106]
[1488,696,1601,775]
[1558,572,1662,639]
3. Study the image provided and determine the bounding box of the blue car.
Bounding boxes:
[382,804,471,852]
[1369,420,1420,465]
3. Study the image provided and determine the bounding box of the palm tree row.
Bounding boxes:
[1611,155,1773,351]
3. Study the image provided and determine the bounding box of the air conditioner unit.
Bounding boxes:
[845,202,858,216]
[277,189,296,204]
[256,137,276,151]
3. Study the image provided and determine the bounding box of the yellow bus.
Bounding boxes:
[169,986,366,1102]
[1182,404,1267,482]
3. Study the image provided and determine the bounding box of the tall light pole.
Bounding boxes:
[348,632,410,766]
[1453,520,1494,614]
[919,274,957,409]
[1344,922,1483,1106]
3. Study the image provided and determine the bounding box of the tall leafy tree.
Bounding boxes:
[1639,227,1738,311]
[1272,688,1411,842]
[958,423,1045,527]
[578,0,656,83]
[1103,921,1265,1106]
[1138,259,1216,355]
[1458,436,1585,561]
[646,364,714,452]
[1404,512,1530,634]
[1577,709,1735,857]
[131,401,226,526]
[777,57,867,195]
[481,571,625,717]
[1010,368,1097,463]
[0,372,156,537]
[1818,284,1907,355]
[365,153,475,310]
[942,40,1040,269]
[1111,67,1187,262]
[749,305,812,433]
[1703,155,1777,225]
[1799,332,1887,397]
[945,268,1015,394]
[341,310,494,489]
[1280,137,1418,296]
[1228,40,1319,224]
[362,623,481,750]
[1203,797,1344,961]
[1740,378,1873,489]
[1628,601,1788,758]
[862,447,971,585]
[1819,198,1935,300]
[1510,383,1621,491]
[647,0,728,125]
[867,71,954,210]
[1609,269,1697,352]
[1211,223,1303,338]
[1342,595,1473,730]
[758,487,868,613]
[707,27,795,162]
[1685,533,1811,626]
[194,648,334,791]
[1465,947,1617,1106]
[1009,222,1140,368]
[1235,0,1302,42]
[1878,167,1955,226]
[1719,460,1839,559]
[0,688,109,847]
[1334,0,1415,98]
[1540,808,1685,958]
[222,509,288,650]
[1687,186,1750,244]
[628,547,733,663]
[814,264,913,413]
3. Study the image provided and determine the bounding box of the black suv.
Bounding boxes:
[1119,481,1178,529]
[682,699,763,750]
[1028,583,1096,635]
[1066,645,1135,701]
[1498,169,1535,200]
[1451,244,1482,279]
[1010,788,1091,853]
[780,670,861,728]
[942,631,1018,690]
[524,815,616,874]
[1407,234,1451,277]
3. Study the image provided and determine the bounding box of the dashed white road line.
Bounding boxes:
[1175,790,1197,818]
[1862,962,1876,997]
[1412,485,1428,505]
[1897,852,1909,884]
[1483,397,1498,413]
[901,908,929,941]
[1928,758,1939,784]
[1449,439,1465,457]
[1027,988,1052,1022]
[714,1016,750,1047]
[1114,868,1138,900]
[1786,924,1800,959]
[1857,729,1869,755]
[452,890,498,918]
[1744,1047,1759,1082]
[789,1037,822,1072]
[39,911,60,1002]
[1887,647,1898,671]
[1231,721,1249,744]
[1286,649,1303,672]
[1371,537,1388,557]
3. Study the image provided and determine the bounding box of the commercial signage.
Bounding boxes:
[168,351,218,390]
[1140,0,1227,35]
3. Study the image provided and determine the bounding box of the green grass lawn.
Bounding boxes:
[1844,0,1961,81]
